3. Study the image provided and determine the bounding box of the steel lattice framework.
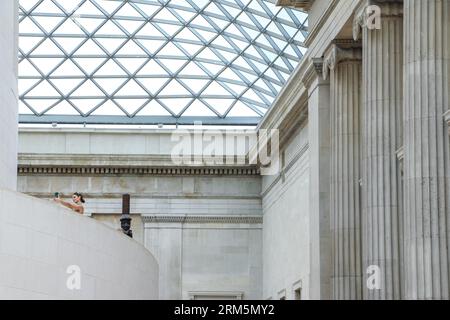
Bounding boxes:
[18,0,308,125]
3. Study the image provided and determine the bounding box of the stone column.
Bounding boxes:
[403,0,450,300]
[323,44,363,300]
[303,58,331,300]
[353,0,404,300]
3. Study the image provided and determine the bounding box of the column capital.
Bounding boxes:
[353,0,403,40]
[323,42,362,80]
[302,57,327,90]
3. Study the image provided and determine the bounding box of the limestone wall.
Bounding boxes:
[262,125,310,300]
[17,129,263,300]
[0,189,159,299]
[0,0,18,190]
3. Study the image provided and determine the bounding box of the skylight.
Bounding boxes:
[18,0,308,125]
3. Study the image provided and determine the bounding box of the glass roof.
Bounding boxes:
[18,0,308,125]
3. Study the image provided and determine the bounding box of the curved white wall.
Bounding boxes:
[0,189,158,299]
[0,0,18,191]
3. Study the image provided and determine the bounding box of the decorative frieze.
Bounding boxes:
[18,166,260,176]
[142,214,263,224]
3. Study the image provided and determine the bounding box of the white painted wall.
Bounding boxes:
[0,0,18,190]
[262,125,310,300]
[0,189,158,299]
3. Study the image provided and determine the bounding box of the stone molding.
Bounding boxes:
[353,0,403,41]
[142,214,263,224]
[18,165,260,176]
[302,58,326,90]
[276,0,314,10]
[323,42,362,80]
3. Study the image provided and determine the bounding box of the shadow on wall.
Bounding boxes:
[0,189,159,299]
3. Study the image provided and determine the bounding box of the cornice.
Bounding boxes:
[304,0,339,47]
[276,0,314,10]
[18,164,260,176]
[142,214,263,224]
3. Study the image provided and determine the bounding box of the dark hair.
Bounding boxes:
[73,192,85,203]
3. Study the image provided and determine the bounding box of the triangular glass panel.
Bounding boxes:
[176,42,203,57]
[115,79,149,97]
[30,57,65,75]
[157,59,187,74]
[220,82,247,96]
[46,100,80,115]
[51,59,84,76]
[73,38,106,56]
[178,61,208,77]
[114,98,148,115]
[158,79,191,97]
[227,101,261,117]
[95,38,127,54]
[153,7,180,23]
[113,2,143,19]
[73,0,105,17]
[74,17,106,34]
[89,100,126,115]
[53,18,85,35]
[158,98,193,116]
[26,80,61,97]
[136,23,166,40]
[242,89,265,105]
[70,80,105,97]
[157,42,187,58]
[25,99,60,114]
[136,99,171,116]
[137,60,169,76]
[94,78,127,95]
[51,0,83,14]
[19,17,43,34]
[69,98,105,115]
[202,98,234,117]
[133,3,160,19]
[95,20,126,36]
[116,40,147,56]
[33,0,64,14]
[31,39,64,56]
[95,60,127,77]
[19,100,35,114]
[175,28,200,42]
[93,0,123,15]
[53,37,85,55]
[137,78,170,95]
[197,62,224,77]
[179,79,210,94]
[116,58,147,75]
[19,59,41,76]
[201,81,234,97]
[20,0,42,13]
[73,58,107,75]
[33,16,64,33]
[116,19,146,35]
[49,78,84,94]
[154,22,182,38]
[182,100,217,117]
[192,28,216,42]
[19,36,43,55]
[136,39,167,55]
[18,79,40,95]
[170,8,197,23]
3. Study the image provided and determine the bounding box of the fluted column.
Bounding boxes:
[324,44,363,300]
[353,0,404,300]
[403,0,450,300]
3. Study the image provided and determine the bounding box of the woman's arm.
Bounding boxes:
[54,199,84,214]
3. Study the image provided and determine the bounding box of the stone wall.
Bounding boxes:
[0,0,18,190]
[17,129,263,300]
[262,125,310,300]
[0,189,159,299]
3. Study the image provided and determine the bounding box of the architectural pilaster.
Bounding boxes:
[353,0,404,300]
[403,0,450,300]
[323,43,363,300]
[303,58,331,300]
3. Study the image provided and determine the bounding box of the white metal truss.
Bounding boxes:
[18,0,308,125]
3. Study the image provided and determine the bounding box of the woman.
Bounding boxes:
[54,192,85,215]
